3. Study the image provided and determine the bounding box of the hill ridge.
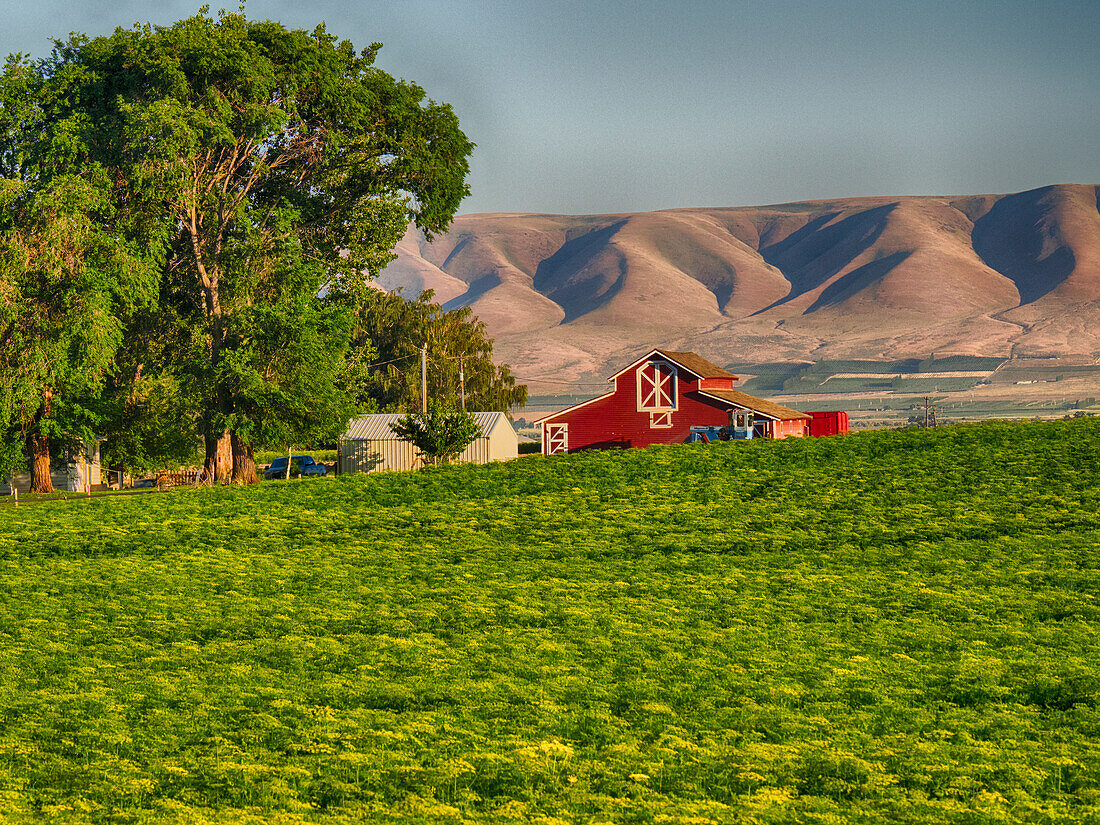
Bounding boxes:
[380,184,1100,386]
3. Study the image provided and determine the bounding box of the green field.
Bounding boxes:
[1,420,1099,822]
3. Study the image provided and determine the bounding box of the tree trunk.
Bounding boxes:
[28,388,54,494]
[231,431,257,485]
[215,432,231,482]
[194,233,233,486]
[203,430,232,484]
[27,432,53,494]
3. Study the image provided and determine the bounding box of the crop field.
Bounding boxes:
[1,419,1099,822]
[731,358,1100,426]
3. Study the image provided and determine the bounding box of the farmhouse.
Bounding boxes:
[537,349,811,454]
[339,411,519,473]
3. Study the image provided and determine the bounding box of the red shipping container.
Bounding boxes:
[809,410,849,437]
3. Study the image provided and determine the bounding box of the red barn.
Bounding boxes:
[537,349,810,455]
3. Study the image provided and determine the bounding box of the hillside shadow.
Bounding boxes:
[760,211,841,261]
[534,220,630,322]
[971,187,1075,305]
[440,234,473,270]
[803,251,912,314]
[753,204,896,314]
[442,270,500,311]
[711,283,734,312]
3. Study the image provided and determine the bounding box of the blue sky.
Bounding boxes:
[2,0,1097,215]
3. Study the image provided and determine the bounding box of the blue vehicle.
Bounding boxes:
[264,455,328,480]
[687,411,756,443]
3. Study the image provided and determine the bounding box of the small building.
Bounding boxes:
[1,440,103,494]
[339,412,519,474]
[809,410,850,437]
[537,349,811,454]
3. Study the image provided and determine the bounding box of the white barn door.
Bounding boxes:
[545,423,569,455]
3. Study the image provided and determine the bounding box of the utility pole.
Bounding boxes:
[923,395,939,428]
[421,343,428,414]
[459,355,466,411]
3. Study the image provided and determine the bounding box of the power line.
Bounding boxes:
[422,355,608,386]
[368,353,419,368]
[511,376,609,387]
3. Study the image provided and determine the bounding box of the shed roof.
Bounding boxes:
[698,389,811,421]
[344,411,512,441]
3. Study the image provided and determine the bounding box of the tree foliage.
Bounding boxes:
[391,404,483,468]
[2,10,474,484]
[0,173,160,489]
[355,289,527,413]
[0,39,174,489]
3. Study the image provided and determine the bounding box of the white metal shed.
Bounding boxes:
[1,439,102,494]
[339,412,519,474]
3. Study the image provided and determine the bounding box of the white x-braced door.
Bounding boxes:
[637,360,677,412]
[545,423,569,454]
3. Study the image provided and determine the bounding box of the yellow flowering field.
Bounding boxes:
[0,419,1098,822]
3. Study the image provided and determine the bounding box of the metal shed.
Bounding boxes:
[1,439,103,494]
[339,412,519,474]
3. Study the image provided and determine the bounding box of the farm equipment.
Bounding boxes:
[688,410,755,443]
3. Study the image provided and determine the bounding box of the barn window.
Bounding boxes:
[637,360,677,412]
[545,423,569,455]
[649,411,673,428]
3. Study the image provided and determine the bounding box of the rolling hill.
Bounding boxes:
[379,184,1100,389]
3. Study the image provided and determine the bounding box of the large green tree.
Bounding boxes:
[0,176,159,491]
[0,48,162,490]
[20,11,472,483]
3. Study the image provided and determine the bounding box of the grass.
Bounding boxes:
[0,419,1098,822]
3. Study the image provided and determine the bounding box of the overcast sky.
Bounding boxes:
[2,0,1097,215]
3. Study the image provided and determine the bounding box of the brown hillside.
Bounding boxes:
[377,185,1100,388]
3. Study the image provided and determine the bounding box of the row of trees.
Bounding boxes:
[0,10,523,491]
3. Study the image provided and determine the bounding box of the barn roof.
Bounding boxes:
[344,411,512,440]
[654,350,738,380]
[698,389,811,421]
[610,348,738,382]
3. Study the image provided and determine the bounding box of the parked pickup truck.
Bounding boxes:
[264,455,328,480]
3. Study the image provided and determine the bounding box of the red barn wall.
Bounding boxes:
[541,359,805,453]
[773,417,809,439]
